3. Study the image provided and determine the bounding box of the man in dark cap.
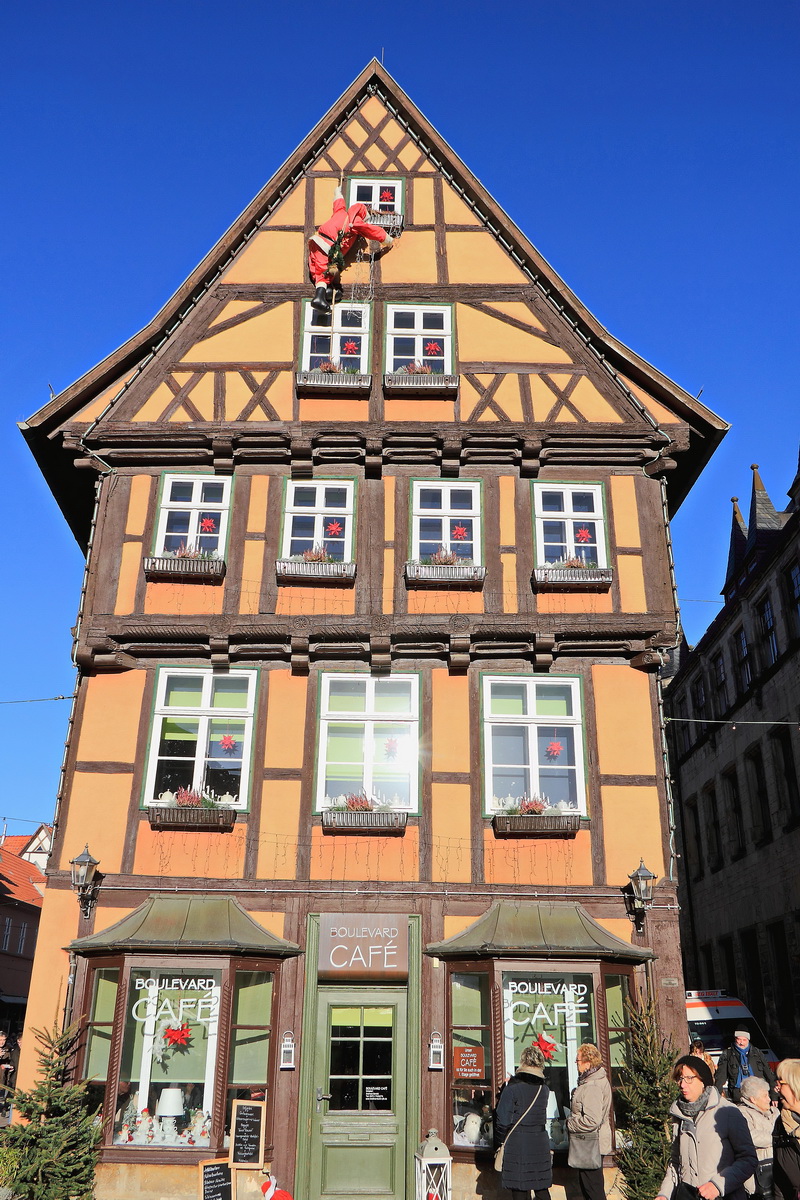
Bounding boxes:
[715,1030,777,1104]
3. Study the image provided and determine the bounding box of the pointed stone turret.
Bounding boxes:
[745,463,783,560]
[723,495,748,594]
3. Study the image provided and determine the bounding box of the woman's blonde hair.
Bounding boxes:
[520,1044,546,1069]
[777,1059,800,1099]
[577,1043,602,1068]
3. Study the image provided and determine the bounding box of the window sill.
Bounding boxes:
[143,556,226,582]
[295,371,372,392]
[321,810,408,835]
[383,373,458,394]
[492,813,583,838]
[367,209,405,236]
[276,560,357,583]
[146,805,239,832]
[531,566,613,591]
[404,562,486,588]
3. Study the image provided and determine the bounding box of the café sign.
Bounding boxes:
[318,914,408,980]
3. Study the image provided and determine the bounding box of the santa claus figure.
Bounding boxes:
[261,1173,294,1200]
[308,183,393,312]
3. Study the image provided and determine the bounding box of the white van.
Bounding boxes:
[685,990,779,1071]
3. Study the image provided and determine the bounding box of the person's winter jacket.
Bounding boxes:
[494,1067,552,1193]
[773,1108,800,1200]
[567,1064,613,1156]
[659,1087,757,1200]
[716,1046,777,1100]
[738,1099,775,1194]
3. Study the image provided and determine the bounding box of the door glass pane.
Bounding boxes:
[229,1030,269,1083]
[451,973,490,1026]
[232,973,272,1026]
[328,1005,394,1112]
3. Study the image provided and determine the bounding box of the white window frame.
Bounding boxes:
[316,673,420,813]
[481,675,587,816]
[16,922,26,955]
[282,480,356,562]
[532,482,608,567]
[1,918,10,952]
[300,301,371,373]
[410,480,482,564]
[143,669,257,810]
[347,177,403,214]
[385,304,453,374]
[153,474,231,558]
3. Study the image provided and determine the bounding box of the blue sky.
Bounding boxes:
[2,0,798,833]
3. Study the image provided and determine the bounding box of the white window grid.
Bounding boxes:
[481,676,586,816]
[300,302,371,373]
[532,483,607,567]
[154,475,231,557]
[316,673,420,813]
[347,178,403,213]
[385,305,452,374]
[410,481,482,564]
[143,669,257,810]
[282,481,355,562]
[1,918,10,952]
[17,922,26,955]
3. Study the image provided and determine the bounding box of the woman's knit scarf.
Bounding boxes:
[736,1045,754,1089]
[577,1064,601,1086]
[779,1106,800,1142]
[677,1087,712,1120]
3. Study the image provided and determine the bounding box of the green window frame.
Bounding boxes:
[346,176,405,214]
[281,479,356,562]
[299,301,371,373]
[385,304,453,374]
[410,480,482,565]
[153,474,231,559]
[532,481,608,568]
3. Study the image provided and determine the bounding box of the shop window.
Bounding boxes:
[154,475,230,558]
[385,305,452,374]
[481,676,586,815]
[450,972,493,1149]
[226,971,273,1136]
[501,969,596,1148]
[347,177,403,214]
[756,595,779,667]
[143,669,257,809]
[532,483,607,568]
[410,481,482,564]
[316,674,420,813]
[300,302,370,374]
[82,967,120,1116]
[281,480,355,562]
[603,973,632,1131]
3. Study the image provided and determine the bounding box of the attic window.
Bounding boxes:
[347,177,403,214]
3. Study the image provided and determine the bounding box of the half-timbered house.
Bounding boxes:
[20,61,726,1200]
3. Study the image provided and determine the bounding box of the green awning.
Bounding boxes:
[69,895,301,957]
[425,900,653,961]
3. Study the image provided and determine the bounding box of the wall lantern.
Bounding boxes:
[428,1031,444,1071]
[415,1129,452,1200]
[69,844,100,917]
[624,858,657,929]
[279,1031,296,1070]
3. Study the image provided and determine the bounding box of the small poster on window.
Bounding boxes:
[453,1047,485,1079]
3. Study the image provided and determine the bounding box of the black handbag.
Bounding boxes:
[754,1157,774,1198]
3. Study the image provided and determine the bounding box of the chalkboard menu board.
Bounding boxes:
[229,1099,266,1168]
[198,1159,232,1200]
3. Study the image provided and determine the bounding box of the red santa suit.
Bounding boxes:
[308,186,390,286]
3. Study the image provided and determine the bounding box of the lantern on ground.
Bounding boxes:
[415,1128,451,1200]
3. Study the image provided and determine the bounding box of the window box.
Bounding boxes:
[532,566,613,591]
[321,810,408,835]
[143,555,226,582]
[383,372,458,393]
[492,812,583,838]
[295,370,372,392]
[147,805,238,832]
[366,209,404,236]
[404,562,486,587]
[276,559,357,583]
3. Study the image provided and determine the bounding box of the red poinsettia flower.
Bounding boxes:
[164,1023,192,1047]
[546,741,563,759]
[380,189,394,201]
[451,524,469,540]
[200,517,217,532]
[575,527,592,543]
[384,738,398,760]
[534,1033,556,1060]
[425,341,442,355]
[219,735,237,752]
[326,520,343,536]
[342,340,359,355]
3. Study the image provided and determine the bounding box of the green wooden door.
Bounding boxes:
[308,987,407,1200]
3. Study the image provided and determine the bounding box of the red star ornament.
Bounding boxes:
[164,1023,192,1047]
[200,517,217,532]
[575,527,592,543]
[534,1033,556,1060]
[545,741,563,759]
[342,340,359,355]
[380,189,394,202]
[384,738,398,760]
[425,341,442,355]
[219,735,237,752]
[451,524,469,540]
[326,520,343,536]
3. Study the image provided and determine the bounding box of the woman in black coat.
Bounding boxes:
[773,1059,800,1200]
[495,1043,552,1200]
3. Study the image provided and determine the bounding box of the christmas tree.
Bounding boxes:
[0,1023,100,1200]
[616,995,677,1200]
